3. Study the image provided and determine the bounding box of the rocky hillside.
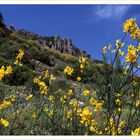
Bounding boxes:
[0,12,103,87]
[10,28,88,58]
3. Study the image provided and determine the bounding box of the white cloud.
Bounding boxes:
[95,5,130,20]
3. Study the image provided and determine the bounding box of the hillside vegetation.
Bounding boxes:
[0,13,140,135]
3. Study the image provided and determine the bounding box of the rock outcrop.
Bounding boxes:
[16,29,88,57]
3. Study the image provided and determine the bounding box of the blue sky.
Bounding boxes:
[0,5,140,60]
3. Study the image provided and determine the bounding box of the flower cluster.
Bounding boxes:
[0,100,11,110]
[80,107,92,126]
[63,66,74,76]
[125,44,137,63]
[89,98,103,112]
[131,127,140,136]
[33,76,48,95]
[14,49,24,66]
[0,118,9,127]
[83,89,90,96]
[105,118,125,135]
[79,57,88,71]
[0,66,13,81]
[123,18,140,39]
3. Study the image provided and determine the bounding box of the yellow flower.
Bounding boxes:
[43,107,49,112]
[45,70,49,78]
[131,94,134,97]
[0,66,5,81]
[33,77,41,84]
[14,49,24,67]
[123,65,129,75]
[63,66,74,76]
[123,18,136,33]
[0,100,11,109]
[103,46,107,54]
[34,77,48,95]
[136,100,140,108]
[10,95,16,102]
[131,127,140,136]
[48,110,54,117]
[17,49,24,60]
[90,98,103,112]
[79,57,87,63]
[77,76,81,81]
[67,89,73,95]
[50,74,56,80]
[26,94,33,101]
[115,98,121,106]
[123,18,140,39]
[49,95,55,103]
[118,49,124,56]
[80,63,85,69]
[32,112,37,120]
[125,45,137,63]
[138,45,140,52]
[69,99,79,107]
[116,39,124,48]
[0,118,9,127]
[5,66,13,75]
[83,89,90,96]
[132,80,138,86]
[67,110,72,120]
[80,107,92,127]
[118,108,121,112]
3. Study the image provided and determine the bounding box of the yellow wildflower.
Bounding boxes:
[0,118,9,127]
[43,107,49,112]
[67,110,72,120]
[123,18,140,39]
[80,107,92,127]
[50,74,56,80]
[45,70,49,78]
[14,49,24,67]
[69,99,79,107]
[32,112,37,120]
[131,127,140,136]
[63,66,74,76]
[10,95,16,102]
[77,76,81,81]
[49,95,55,103]
[136,100,140,108]
[115,98,121,106]
[79,57,87,63]
[48,110,54,117]
[26,94,33,101]
[132,80,138,86]
[90,98,103,112]
[103,46,107,54]
[138,45,140,52]
[125,45,137,63]
[83,89,90,96]
[0,66,5,81]
[118,108,121,112]
[5,66,13,75]
[67,89,73,95]
[118,49,124,56]
[0,100,11,109]
[116,39,124,48]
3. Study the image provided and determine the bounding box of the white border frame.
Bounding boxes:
[0,0,139,4]
[0,0,140,139]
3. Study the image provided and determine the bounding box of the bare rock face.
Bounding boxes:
[47,36,82,57]
[16,29,88,57]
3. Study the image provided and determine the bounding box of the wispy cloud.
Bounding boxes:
[95,5,130,20]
